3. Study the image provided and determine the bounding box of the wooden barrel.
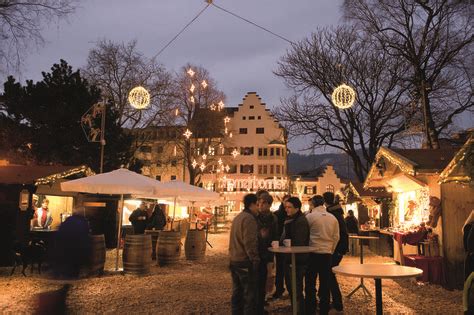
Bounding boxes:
[123,234,152,274]
[157,231,181,266]
[184,229,206,261]
[145,230,161,260]
[89,234,106,276]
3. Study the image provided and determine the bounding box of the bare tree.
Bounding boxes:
[274,27,409,181]
[168,64,227,186]
[343,0,474,149]
[0,0,76,73]
[83,39,175,130]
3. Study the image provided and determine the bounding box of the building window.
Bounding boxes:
[227,165,237,174]
[256,128,264,134]
[139,146,152,153]
[250,105,254,109]
[276,165,281,174]
[240,164,254,174]
[156,161,162,167]
[240,147,254,155]
[239,128,248,134]
[171,175,177,180]
[258,165,263,174]
[155,175,161,181]
[263,165,268,174]
[282,166,285,175]
[258,148,263,156]
[270,165,274,174]
[263,148,268,156]
[242,116,246,120]
[258,116,261,120]
[306,186,314,195]
[276,148,281,156]
[249,116,255,120]
[326,184,335,193]
[171,160,177,167]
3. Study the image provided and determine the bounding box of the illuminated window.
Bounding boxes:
[326,184,335,193]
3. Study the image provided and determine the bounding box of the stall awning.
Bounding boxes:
[386,173,427,193]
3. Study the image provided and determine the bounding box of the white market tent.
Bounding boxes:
[60,168,166,270]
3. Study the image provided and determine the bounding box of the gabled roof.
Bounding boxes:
[348,182,390,198]
[0,165,94,185]
[439,135,474,184]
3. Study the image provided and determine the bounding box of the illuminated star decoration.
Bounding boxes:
[183,129,192,139]
[175,108,179,116]
[190,96,195,103]
[189,84,195,93]
[210,104,216,111]
[218,101,225,110]
[200,163,206,172]
[187,68,195,77]
[192,159,198,169]
[218,158,223,165]
[331,84,356,109]
[202,154,207,160]
[229,132,233,138]
[224,116,231,124]
[128,86,151,109]
[225,165,230,172]
[201,80,208,89]
[231,149,239,158]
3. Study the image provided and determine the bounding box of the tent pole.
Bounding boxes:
[116,194,124,271]
[171,196,177,230]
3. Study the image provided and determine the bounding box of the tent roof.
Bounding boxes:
[0,164,93,185]
[439,135,474,184]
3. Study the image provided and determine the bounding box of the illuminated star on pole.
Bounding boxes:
[192,159,198,168]
[190,84,195,93]
[218,101,225,110]
[187,68,195,77]
[202,154,207,160]
[200,163,206,172]
[201,80,208,89]
[225,165,230,172]
[224,116,231,124]
[231,149,239,158]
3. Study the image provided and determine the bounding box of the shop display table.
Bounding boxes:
[403,255,446,285]
[347,235,379,298]
[269,246,317,315]
[333,264,422,315]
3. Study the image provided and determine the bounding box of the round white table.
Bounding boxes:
[348,235,380,298]
[269,246,317,315]
[333,264,422,315]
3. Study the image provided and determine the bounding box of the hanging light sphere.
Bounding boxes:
[331,84,356,109]
[128,86,150,109]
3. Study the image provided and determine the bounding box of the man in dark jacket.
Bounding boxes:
[345,210,359,234]
[256,191,278,314]
[323,192,348,313]
[129,202,148,234]
[272,194,290,299]
[281,197,309,315]
[147,204,167,230]
[229,194,260,315]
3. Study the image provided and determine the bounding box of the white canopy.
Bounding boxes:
[60,168,164,195]
[60,168,165,270]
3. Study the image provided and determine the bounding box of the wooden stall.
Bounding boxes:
[439,135,474,289]
[0,163,93,266]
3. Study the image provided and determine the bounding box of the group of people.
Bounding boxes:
[129,202,168,234]
[229,191,349,315]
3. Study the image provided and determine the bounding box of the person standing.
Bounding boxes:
[281,197,309,315]
[272,194,290,299]
[229,194,260,315]
[129,201,148,234]
[256,191,278,314]
[305,195,340,315]
[147,204,167,230]
[33,199,53,229]
[323,192,348,313]
[345,210,359,235]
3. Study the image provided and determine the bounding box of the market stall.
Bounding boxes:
[364,146,459,285]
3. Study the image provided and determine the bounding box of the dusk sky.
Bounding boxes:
[14,0,473,151]
[15,0,342,152]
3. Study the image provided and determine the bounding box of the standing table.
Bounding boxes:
[333,264,422,315]
[347,235,379,298]
[269,246,317,315]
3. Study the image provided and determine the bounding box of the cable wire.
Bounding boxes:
[210,2,295,45]
[151,3,211,60]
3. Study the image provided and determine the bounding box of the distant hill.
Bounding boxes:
[288,152,359,180]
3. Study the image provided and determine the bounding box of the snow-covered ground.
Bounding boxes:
[0,232,463,314]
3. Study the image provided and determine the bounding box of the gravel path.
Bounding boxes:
[0,232,463,314]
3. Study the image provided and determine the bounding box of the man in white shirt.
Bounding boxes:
[304,195,340,315]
